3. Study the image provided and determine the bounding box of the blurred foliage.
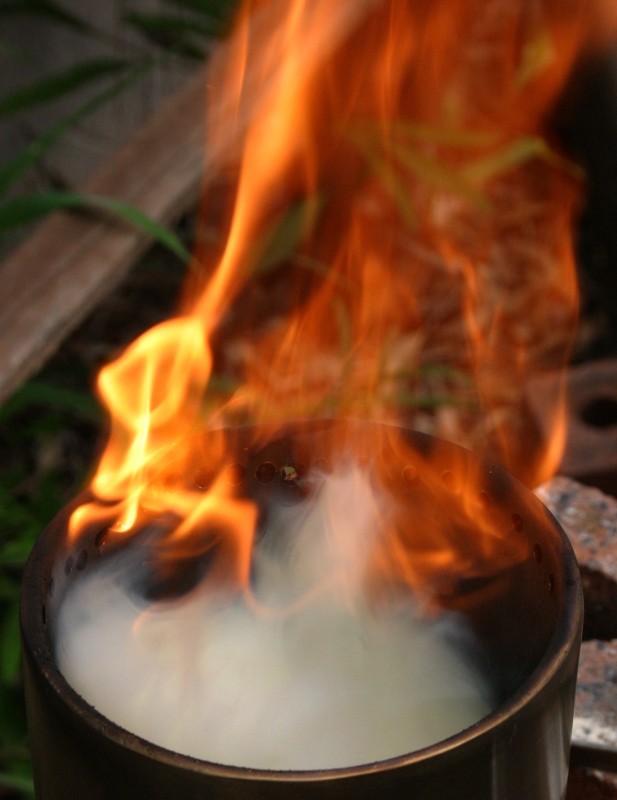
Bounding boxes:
[0,3,561,795]
[0,1,239,794]
[0,245,192,795]
[0,0,240,255]
[0,371,103,799]
[348,119,581,227]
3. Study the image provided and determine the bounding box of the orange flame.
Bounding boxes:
[71,0,617,602]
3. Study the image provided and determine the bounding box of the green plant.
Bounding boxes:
[0,0,240,256]
[0,242,199,795]
[0,3,240,795]
[0,373,102,798]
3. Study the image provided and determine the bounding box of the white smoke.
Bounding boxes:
[55,465,494,770]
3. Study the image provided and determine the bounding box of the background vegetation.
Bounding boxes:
[1,2,616,796]
[0,1,239,794]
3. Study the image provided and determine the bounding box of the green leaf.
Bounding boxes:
[517,30,554,87]
[0,36,32,61]
[389,120,495,149]
[0,770,34,796]
[83,195,193,261]
[396,391,468,409]
[462,137,583,184]
[0,0,89,31]
[124,11,220,38]
[31,467,74,520]
[0,62,153,197]
[390,139,488,207]
[162,0,237,20]
[0,534,37,567]
[0,487,39,541]
[0,190,191,262]
[123,12,218,57]
[0,58,130,118]
[206,373,239,395]
[0,576,20,601]
[347,128,417,226]
[0,508,37,543]
[254,196,323,276]
[0,602,21,685]
[0,380,100,423]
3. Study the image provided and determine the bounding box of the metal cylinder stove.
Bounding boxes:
[21,423,582,799]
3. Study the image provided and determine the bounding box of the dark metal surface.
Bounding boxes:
[528,360,617,499]
[21,422,583,799]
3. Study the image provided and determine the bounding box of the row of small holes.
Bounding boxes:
[252,463,557,594]
[532,536,555,594]
[64,549,89,577]
[48,472,555,602]
[45,525,112,622]
[230,462,302,485]
[196,462,431,487]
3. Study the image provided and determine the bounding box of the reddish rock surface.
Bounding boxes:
[538,477,617,797]
[567,768,617,799]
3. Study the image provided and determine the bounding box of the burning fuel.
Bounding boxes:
[69,0,617,567]
[56,464,493,769]
[56,0,617,771]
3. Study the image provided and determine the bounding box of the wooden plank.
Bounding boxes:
[0,67,207,405]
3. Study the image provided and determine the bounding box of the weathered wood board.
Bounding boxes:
[0,68,206,405]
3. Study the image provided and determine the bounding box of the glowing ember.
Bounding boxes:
[59,0,617,769]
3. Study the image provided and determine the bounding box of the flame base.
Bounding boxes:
[21,423,581,800]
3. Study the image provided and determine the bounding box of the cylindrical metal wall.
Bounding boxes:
[21,426,583,799]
